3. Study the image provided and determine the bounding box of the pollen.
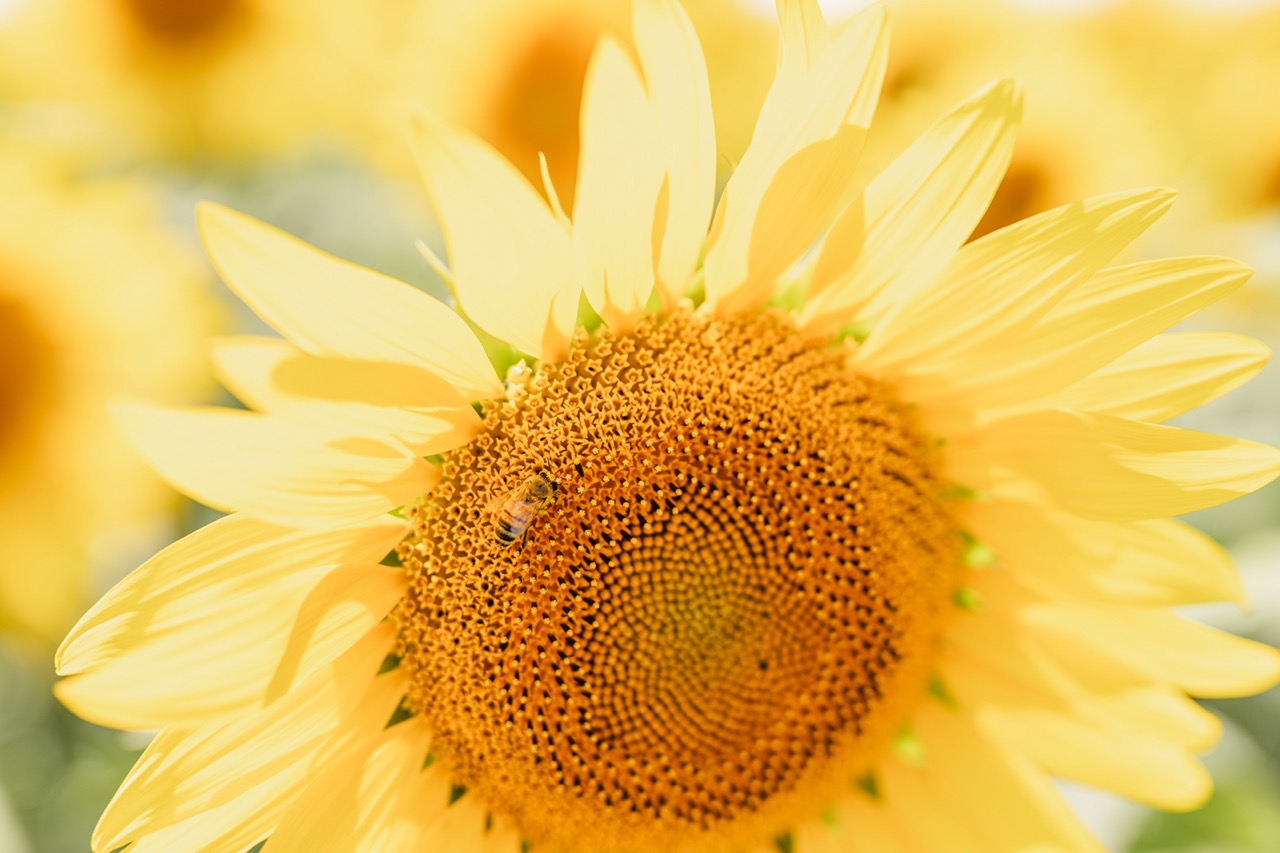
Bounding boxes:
[393,308,963,852]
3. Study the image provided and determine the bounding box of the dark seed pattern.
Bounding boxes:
[393,309,961,852]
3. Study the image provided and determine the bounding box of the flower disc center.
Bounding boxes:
[395,310,961,851]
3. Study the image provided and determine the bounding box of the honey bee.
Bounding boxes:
[488,472,557,546]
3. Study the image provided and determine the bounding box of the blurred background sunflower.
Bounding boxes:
[1,0,1278,851]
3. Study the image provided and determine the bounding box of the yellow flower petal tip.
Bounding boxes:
[61,5,1280,852]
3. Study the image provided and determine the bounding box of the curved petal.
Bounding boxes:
[703,1,888,311]
[209,337,482,456]
[1043,332,1270,423]
[901,256,1253,411]
[634,0,716,306]
[947,409,1280,521]
[411,111,578,362]
[57,513,406,675]
[909,704,1106,853]
[877,759,989,853]
[801,79,1022,333]
[197,204,500,401]
[265,721,448,853]
[981,704,1211,811]
[115,404,440,528]
[58,562,406,731]
[944,606,1224,810]
[1023,603,1280,698]
[858,188,1176,377]
[431,795,525,853]
[793,792,910,853]
[962,501,1246,605]
[208,335,302,411]
[573,38,664,328]
[92,626,403,852]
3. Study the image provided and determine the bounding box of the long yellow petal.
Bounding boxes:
[265,722,449,852]
[877,759,988,853]
[208,335,302,411]
[93,627,402,852]
[910,704,1106,853]
[209,337,482,456]
[1044,332,1270,422]
[573,37,664,328]
[963,500,1246,605]
[703,1,888,311]
[57,513,405,675]
[115,404,439,528]
[982,705,1211,811]
[947,409,1280,521]
[197,204,500,401]
[795,792,914,853]
[411,112,577,361]
[1024,603,1280,698]
[431,795,524,853]
[959,573,1227,752]
[858,188,1175,375]
[634,0,716,306]
[801,80,1022,333]
[57,562,405,731]
[898,256,1252,411]
[950,620,1224,806]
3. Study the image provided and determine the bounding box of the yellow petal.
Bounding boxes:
[410,112,577,361]
[795,792,911,853]
[963,500,1246,605]
[982,705,1212,811]
[877,759,989,853]
[945,621,1223,812]
[115,404,440,528]
[573,38,664,329]
[1024,603,1280,698]
[57,512,405,675]
[210,337,482,456]
[900,256,1252,411]
[197,203,499,401]
[703,2,888,311]
[208,335,302,411]
[634,0,716,306]
[801,80,1022,333]
[956,576,1226,752]
[93,626,402,852]
[909,704,1106,853]
[431,795,524,853]
[1044,332,1270,423]
[265,722,449,853]
[947,409,1280,521]
[58,561,405,731]
[1087,686,1224,753]
[858,188,1175,376]
[263,564,408,703]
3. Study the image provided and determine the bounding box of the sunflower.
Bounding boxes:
[1079,0,1280,221]
[387,0,774,206]
[0,0,387,159]
[0,133,213,644]
[57,1,1280,851]
[858,0,1180,242]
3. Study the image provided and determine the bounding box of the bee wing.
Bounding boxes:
[485,486,516,514]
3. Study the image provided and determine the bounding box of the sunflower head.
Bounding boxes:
[56,1,1280,852]
[394,307,962,848]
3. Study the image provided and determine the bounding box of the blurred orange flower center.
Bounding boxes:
[117,0,246,47]
[0,293,57,463]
